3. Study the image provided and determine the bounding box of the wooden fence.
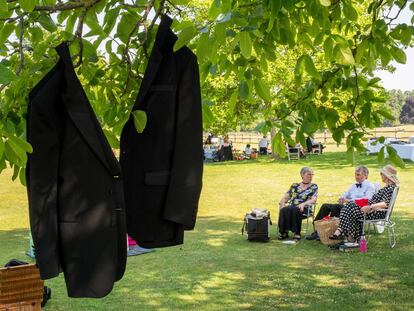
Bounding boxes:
[206,127,414,146]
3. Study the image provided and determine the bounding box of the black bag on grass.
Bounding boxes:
[241,209,272,242]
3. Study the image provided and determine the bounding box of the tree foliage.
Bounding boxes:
[1,0,413,182]
[382,89,414,126]
[399,96,414,124]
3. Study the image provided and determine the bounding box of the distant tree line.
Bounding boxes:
[384,90,414,126]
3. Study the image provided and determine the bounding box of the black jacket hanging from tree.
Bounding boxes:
[26,42,127,298]
[120,15,203,248]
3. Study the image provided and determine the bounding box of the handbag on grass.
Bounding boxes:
[241,208,272,242]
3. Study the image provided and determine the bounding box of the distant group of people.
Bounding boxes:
[277,165,399,242]
[203,133,326,161]
[203,134,271,162]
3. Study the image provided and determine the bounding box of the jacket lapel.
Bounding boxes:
[133,15,173,109]
[55,43,121,176]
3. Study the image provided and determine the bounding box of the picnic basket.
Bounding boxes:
[315,218,340,245]
[0,264,44,310]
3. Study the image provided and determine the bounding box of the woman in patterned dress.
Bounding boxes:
[278,167,318,241]
[329,165,399,242]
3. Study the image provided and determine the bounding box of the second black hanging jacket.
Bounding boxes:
[120,15,203,248]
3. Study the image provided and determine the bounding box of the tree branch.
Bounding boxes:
[385,0,408,25]
[16,16,25,76]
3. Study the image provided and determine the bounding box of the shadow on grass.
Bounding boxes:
[1,215,413,310]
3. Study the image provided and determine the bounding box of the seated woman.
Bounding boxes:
[330,165,399,242]
[278,167,318,241]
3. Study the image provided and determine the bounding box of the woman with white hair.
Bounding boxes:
[330,165,399,242]
[278,167,318,241]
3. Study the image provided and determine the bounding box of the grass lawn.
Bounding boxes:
[1,151,413,310]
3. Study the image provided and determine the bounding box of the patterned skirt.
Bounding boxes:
[339,202,386,240]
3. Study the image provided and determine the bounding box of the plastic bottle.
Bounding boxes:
[359,235,367,253]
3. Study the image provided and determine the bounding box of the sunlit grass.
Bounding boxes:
[0,151,413,310]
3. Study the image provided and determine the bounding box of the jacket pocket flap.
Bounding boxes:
[145,171,171,186]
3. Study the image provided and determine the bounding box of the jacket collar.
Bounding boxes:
[133,15,175,109]
[55,42,121,177]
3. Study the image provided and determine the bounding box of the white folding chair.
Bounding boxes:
[361,186,399,248]
[286,144,300,160]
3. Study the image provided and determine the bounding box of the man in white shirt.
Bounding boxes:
[307,165,375,240]
[244,144,252,156]
[258,136,269,154]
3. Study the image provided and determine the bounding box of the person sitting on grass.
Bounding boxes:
[307,165,375,240]
[243,144,253,159]
[278,167,318,241]
[329,165,399,242]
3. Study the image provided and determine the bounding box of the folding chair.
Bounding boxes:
[286,144,300,160]
[361,186,399,248]
[276,203,317,237]
[302,203,317,238]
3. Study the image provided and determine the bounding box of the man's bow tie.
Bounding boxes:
[356,183,362,188]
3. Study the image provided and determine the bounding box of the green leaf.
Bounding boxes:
[132,110,147,133]
[303,55,321,80]
[103,7,120,35]
[196,33,211,61]
[270,0,282,16]
[239,31,252,59]
[343,1,358,21]
[19,166,27,186]
[19,0,36,12]
[208,0,220,20]
[271,132,286,157]
[346,147,355,164]
[65,13,77,34]
[38,14,57,32]
[214,23,226,45]
[12,165,20,181]
[335,45,355,65]
[386,145,405,168]
[0,23,16,43]
[6,138,27,165]
[323,37,333,62]
[390,46,406,64]
[238,81,249,100]
[377,109,395,121]
[202,102,214,127]
[0,64,17,84]
[8,136,33,153]
[294,56,305,80]
[378,146,385,163]
[0,0,8,13]
[0,138,4,159]
[228,91,238,114]
[254,78,271,102]
[319,0,331,6]
[116,13,136,43]
[174,26,197,52]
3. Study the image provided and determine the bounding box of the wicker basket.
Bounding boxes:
[315,218,341,245]
[0,264,44,310]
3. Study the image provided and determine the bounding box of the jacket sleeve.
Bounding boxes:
[27,90,62,280]
[163,52,203,229]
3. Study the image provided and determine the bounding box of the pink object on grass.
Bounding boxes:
[128,235,137,246]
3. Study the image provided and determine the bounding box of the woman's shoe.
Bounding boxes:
[278,233,288,240]
[293,234,301,241]
[329,228,344,240]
